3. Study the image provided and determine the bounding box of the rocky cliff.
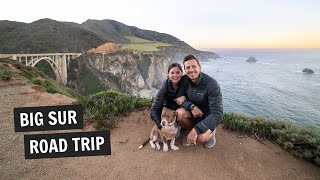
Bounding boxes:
[67,50,171,96]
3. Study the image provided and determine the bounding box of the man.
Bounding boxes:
[175,54,223,148]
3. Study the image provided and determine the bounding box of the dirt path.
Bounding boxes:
[1,80,319,180]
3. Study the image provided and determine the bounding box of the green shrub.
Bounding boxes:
[14,63,23,70]
[32,78,45,86]
[0,64,14,80]
[82,90,151,130]
[43,79,58,93]
[223,112,320,167]
[42,79,83,101]
[11,61,45,80]
[31,76,83,101]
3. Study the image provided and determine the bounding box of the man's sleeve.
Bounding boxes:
[194,80,223,134]
[181,100,193,111]
[150,81,167,129]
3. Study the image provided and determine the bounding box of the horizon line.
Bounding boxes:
[197,47,320,49]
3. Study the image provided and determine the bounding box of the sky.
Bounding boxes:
[1,0,320,49]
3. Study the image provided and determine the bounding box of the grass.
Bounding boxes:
[0,58,46,80]
[122,36,172,52]
[81,65,108,95]
[125,36,154,43]
[66,55,110,96]
[0,58,82,101]
[122,42,172,52]
[32,77,83,100]
[223,112,320,167]
[81,90,151,130]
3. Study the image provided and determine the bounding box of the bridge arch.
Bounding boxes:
[28,57,63,83]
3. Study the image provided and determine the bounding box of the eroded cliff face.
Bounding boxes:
[67,50,171,96]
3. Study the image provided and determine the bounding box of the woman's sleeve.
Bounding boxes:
[176,76,187,98]
[150,80,167,129]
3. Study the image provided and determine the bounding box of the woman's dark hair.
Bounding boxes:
[167,63,183,73]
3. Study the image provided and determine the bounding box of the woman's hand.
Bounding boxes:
[175,96,186,105]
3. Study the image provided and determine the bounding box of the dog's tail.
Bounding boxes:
[138,138,150,150]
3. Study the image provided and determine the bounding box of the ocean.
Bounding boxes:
[200,48,320,126]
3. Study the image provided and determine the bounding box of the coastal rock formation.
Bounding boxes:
[302,68,314,74]
[158,46,219,62]
[246,57,258,62]
[67,50,171,96]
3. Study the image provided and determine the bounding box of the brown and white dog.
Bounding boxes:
[139,107,180,152]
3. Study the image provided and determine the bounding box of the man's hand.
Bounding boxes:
[174,96,186,105]
[187,128,198,145]
[197,129,212,143]
[191,106,204,118]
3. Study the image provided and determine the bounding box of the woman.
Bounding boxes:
[150,63,185,130]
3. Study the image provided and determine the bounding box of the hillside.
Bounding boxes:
[0,58,81,99]
[1,59,319,179]
[0,18,218,60]
[0,20,26,40]
[0,19,107,53]
[82,19,194,49]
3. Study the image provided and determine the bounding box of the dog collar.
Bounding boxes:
[167,116,177,126]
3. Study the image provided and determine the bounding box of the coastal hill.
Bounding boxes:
[82,19,193,48]
[0,19,105,53]
[1,59,319,179]
[0,18,217,61]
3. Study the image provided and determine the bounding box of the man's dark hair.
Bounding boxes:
[183,55,200,66]
[167,63,183,73]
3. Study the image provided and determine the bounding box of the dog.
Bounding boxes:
[138,107,180,152]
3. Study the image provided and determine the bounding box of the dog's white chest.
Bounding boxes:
[164,125,178,134]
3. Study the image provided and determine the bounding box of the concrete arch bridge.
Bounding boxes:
[0,53,81,84]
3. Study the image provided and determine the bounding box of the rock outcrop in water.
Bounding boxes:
[246,57,258,62]
[302,68,314,74]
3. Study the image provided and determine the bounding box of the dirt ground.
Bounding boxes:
[1,79,320,180]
